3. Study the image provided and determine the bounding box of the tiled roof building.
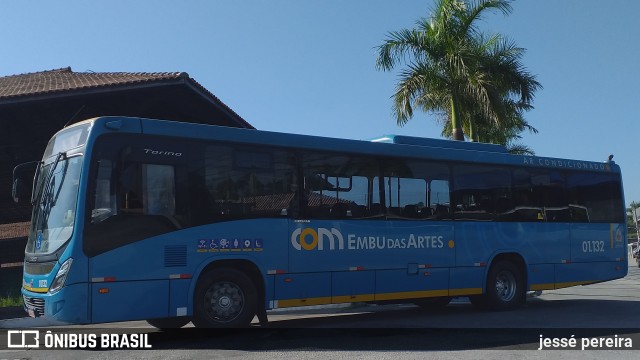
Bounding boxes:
[0,67,251,128]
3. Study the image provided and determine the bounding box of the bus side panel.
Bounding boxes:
[288,220,455,272]
[331,271,375,303]
[169,278,191,317]
[274,272,332,307]
[40,283,91,324]
[91,280,169,323]
[449,267,484,296]
[555,262,626,288]
[374,268,449,301]
[527,264,555,291]
[570,223,627,263]
[455,222,571,266]
[264,274,276,310]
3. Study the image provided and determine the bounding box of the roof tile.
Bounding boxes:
[0,67,186,99]
[0,67,253,128]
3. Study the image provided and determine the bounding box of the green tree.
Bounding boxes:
[441,99,539,154]
[628,201,640,241]
[376,0,541,143]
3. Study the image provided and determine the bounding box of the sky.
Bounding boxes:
[2,0,639,207]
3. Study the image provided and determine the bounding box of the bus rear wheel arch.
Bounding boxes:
[192,268,258,328]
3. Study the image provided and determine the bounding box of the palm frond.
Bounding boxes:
[376,0,539,149]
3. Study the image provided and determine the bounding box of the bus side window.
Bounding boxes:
[118,163,143,212]
[452,165,511,221]
[143,164,176,218]
[567,172,623,223]
[382,159,450,221]
[429,179,451,220]
[91,159,116,224]
[301,153,381,220]
[86,160,180,256]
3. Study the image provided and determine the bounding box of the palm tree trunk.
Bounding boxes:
[468,118,479,142]
[450,97,465,141]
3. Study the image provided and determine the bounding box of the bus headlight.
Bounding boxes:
[49,258,73,294]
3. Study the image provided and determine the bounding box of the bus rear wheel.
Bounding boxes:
[193,269,257,328]
[484,260,524,311]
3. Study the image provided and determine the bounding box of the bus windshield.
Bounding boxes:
[26,154,83,255]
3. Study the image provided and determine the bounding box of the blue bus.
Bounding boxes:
[12,116,627,328]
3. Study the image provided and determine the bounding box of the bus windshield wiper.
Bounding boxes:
[30,161,43,206]
[50,156,69,207]
[34,152,66,207]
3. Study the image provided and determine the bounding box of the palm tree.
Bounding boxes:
[441,107,538,154]
[376,0,541,142]
[629,201,640,236]
[628,201,640,258]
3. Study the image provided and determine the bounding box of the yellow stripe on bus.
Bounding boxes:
[529,284,555,291]
[553,281,596,289]
[374,289,448,301]
[275,288,483,308]
[530,281,595,291]
[331,294,375,303]
[449,288,483,296]
[277,297,333,308]
[23,285,48,293]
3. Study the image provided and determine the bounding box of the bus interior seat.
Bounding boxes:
[403,205,418,218]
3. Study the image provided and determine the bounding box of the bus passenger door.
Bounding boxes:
[374,172,456,301]
[86,153,183,323]
[373,221,455,301]
[276,220,338,307]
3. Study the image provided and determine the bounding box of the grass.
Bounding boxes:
[0,292,22,307]
[0,268,24,307]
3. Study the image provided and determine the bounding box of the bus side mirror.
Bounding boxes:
[12,161,39,203]
[12,177,24,203]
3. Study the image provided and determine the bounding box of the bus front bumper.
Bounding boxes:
[21,282,90,324]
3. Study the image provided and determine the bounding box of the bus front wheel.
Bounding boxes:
[193,269,257,328]
[484,260,524,311]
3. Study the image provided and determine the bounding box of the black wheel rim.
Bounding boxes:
[203,281,245,323]
[495,270,517,302]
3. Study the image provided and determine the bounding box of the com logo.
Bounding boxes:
[290,227,345,251]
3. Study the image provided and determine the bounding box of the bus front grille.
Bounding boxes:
[23,296,45,316]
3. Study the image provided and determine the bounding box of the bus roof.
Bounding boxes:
[87,116,620,174]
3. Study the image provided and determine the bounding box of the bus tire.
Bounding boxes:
[146,317,191,330]
[485,260,524,311]
[192,268,257,328]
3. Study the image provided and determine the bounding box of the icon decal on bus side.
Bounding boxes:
[197,238,264,253]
